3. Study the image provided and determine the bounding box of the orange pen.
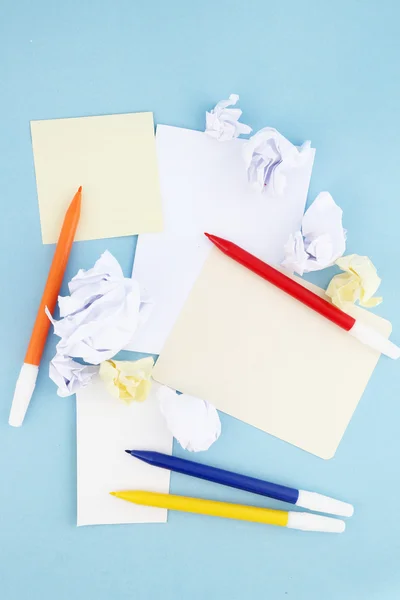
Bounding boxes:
[9,187,82,427]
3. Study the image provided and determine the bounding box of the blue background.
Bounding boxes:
[1,1,400,598]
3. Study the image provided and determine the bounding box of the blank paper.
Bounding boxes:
[76,378,173,526]
[126,125,315,354]
[153,249,391,460]
[31,112,163,244]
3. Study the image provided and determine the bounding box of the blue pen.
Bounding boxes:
[126,450,353,517]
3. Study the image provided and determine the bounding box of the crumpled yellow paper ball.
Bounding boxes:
[326,254,382,309]
[99,357,154,403]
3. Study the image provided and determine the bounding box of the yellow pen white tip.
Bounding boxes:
[110,490,345,533]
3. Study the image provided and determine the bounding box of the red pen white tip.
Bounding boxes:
[205,232,400,360]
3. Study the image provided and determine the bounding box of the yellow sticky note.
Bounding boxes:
[30,112,163,244]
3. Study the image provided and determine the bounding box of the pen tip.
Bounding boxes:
[78,186,82,193]
[125,450,132,454]
[204,232,212,240]
[110,492,117,497]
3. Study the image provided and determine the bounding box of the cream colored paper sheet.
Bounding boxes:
[153,248,391,459]
[31,112,163,244]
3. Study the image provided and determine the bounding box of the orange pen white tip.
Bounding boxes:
[9,187,82,427]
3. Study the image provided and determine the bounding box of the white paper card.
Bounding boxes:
[126,125,315,354]
[76,378,173,526]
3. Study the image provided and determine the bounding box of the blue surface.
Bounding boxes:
[1,1,400,599]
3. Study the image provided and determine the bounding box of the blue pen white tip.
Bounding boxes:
[126,450,354,518]
[295,490,354,518]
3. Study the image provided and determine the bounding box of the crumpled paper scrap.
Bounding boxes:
[243,127,311,194]
[205,93,252,141]
[49,354,98,397]
[157,386,221,452]
[99,357,154,403]
[281,192,346,275]
[47,251,149,365]
[326,254,382,309]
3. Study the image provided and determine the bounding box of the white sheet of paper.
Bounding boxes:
[152,249,391,460]
[126,125,315,354]
[76,378,173,526]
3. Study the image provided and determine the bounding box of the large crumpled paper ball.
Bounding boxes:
[158,385,221,452]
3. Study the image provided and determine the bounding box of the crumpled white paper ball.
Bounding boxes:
[49,354,98,397]
[157,385,221,452]
[243,127,311,194]
[281,191,346,275]
[205,93,252,142]
[47,250,150,365]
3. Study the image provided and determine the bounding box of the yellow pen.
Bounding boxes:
[110,490,345,533]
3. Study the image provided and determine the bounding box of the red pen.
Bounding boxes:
[205,233,399,359]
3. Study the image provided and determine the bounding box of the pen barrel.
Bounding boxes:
[207,235,355,331]
[225,243,355,331]
[142,453,299,505]
[129,491,289,527]
[201,469,298,504]
[24,191,81,365]
[24,245,70,364]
